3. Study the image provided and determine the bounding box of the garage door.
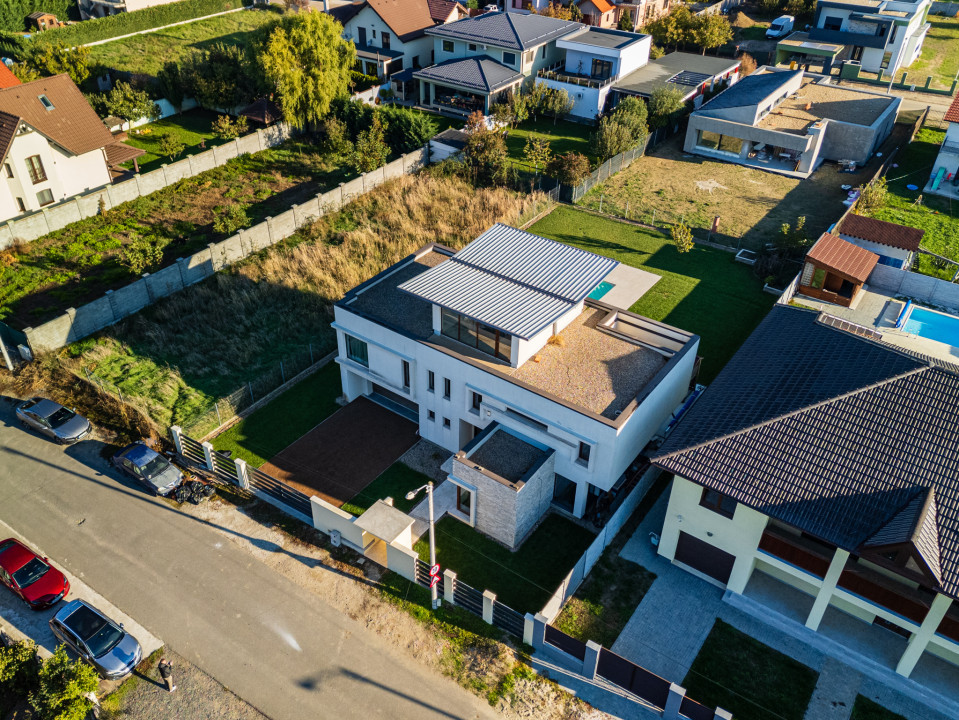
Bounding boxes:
[675,531,735,585]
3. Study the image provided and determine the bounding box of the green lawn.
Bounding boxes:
[341,462,433,516]
[850,696,908,720]
[506,117,596,170]
[415,514,596,614]
[904,15,959,90]
[122,109,227,174]
[87,8,278,77]
[530,207,776,383]
[212,362,342,467]
[737,24,769,41]
[864,128,959,279]
[684,620,819,720]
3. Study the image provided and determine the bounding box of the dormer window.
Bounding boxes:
[441,307,511,362]
[38,95,54,111]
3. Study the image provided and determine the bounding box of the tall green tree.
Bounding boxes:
[259,11,356,129]
[690,14,733,54]
[648,86,686,129]
[379,105,438,154]
[91,80,160,123]
[157,61,186,111]
[644,6,692,50]
[352,112,389,172]
[183,42,260,111]
[617,8,633,31]
[29,646,98,720]
[23,40,90,85]
[0,640,40,699]
[594,115,633,160]
[463,110,510,186]
[610,96,648,140]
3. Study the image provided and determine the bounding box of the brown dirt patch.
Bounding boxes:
[732,10,759,27]
[259,397,419,506]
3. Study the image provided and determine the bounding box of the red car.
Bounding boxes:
[0,538,70,610]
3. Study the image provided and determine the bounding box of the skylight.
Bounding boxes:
[38,95,54,111]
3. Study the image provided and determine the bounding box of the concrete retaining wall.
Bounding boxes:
[869,264,959,310]
[21,146,429,352]
[0,123,295,251]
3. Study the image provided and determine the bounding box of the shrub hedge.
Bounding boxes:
[34,0,246,47]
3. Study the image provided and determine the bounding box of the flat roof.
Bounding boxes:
[758,76,895,133]
[615,51,739,97]
[467,426,549,486]
[339,246,695,424]
[562,27,647,50]
[777,31,844,56]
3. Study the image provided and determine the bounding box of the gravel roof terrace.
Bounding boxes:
[468,427,549,486]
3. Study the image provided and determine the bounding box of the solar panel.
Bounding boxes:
[667,70,713,87]
[817,312,884,340]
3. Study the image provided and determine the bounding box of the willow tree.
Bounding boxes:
[259,11,356,130]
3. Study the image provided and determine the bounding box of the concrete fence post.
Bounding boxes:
[141,273,154,302]
[170,426,184,455]
[176,257,189,286]
[523,613,535,647]
[234,458,250,490]
[201,441,216,472]
[664,683,686,720]
[582,640,601,680]
[443,569,456,605]
[482,590,495,624]
[713,709,733,720]
[532,613,547,651]
[104,289,120,323]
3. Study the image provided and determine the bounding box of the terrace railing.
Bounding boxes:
[537,65,614,89]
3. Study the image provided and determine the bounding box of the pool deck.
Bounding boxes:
[595,264,661,311]
[793,287,959,364]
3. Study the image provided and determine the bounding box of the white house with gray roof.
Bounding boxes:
[333,224,699,547]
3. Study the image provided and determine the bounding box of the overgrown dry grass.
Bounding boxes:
[52,174,547,430]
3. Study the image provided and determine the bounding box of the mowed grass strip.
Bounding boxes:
[684,619,819,720]
[505,118,598,169]
[87,9,277,77]
[341,462,434,516]
[416,514,596,614]
[212,362,342,467]
[530,206,775,383]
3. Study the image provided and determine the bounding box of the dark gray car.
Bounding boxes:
[112,442,183,496]
[16,398,91,444]
[50,599,142,679]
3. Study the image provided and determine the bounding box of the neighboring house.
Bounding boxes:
[0,64,20,90]
[333,224,700,547]
[0,74,144,224]
[579,0,618,28]
[809,0,931,75]
[27,11,62,30]
[330,0,439,79]
[797,232,879,308]
[414,12,582,114]
[428,0,468,24]
[837,213,922,270]
[622,0,672,26]
[652,303,959,681]
[429,128,469,160]
[536,27,651,120]
[775,31,845,73]
[612,51,740,108]
[925,92,959,200]
[684,67,899,178]
[79,0,183,19]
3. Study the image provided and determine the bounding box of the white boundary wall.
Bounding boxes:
[868,264,959,311]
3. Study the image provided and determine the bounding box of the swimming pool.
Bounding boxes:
[589,281,615,300]
[903,306,959,347]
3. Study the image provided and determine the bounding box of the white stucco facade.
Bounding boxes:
[339,6,435,76]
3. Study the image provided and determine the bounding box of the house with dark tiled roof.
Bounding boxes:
[837,213,923,270]
[925,92,959,200]
[0,74,144,224]
[651,303,959,682]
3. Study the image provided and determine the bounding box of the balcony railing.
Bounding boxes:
[808,27,887,49]
[837,565,932,625]
[758,528,832,578]
[537,63,614,90]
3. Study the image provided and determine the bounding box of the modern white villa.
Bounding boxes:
[653,304,959,682]
[333,224,700,548]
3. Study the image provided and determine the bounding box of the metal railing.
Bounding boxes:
[537,65,614,89]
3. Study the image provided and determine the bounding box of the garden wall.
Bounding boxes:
[20,147,430,353]
[868,264,959,310]
[0,122,296,251]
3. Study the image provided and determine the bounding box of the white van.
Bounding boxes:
[766,15,795,39]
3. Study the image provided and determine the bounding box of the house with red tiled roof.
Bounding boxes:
[926,93,959,200]
[797,232,879,308]
[578,0,617,28]
[0,74,144,223]
[0,64,20,90]
[837,213,923,270]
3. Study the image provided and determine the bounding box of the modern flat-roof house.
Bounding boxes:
[333,224,700,547]
[775,31,845,73]
[653,304,959,683]
[837,213,923,269]
[330,0,446,79]
[0,74,144,224]
[413,12,583,114]
[612,51,741,108]
[925,93,959,200]
[809,0,931,75]
[684,68,899,177]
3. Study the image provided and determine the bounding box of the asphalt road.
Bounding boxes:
[0,397,496,720]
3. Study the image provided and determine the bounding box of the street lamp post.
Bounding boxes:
[406,481,440,610]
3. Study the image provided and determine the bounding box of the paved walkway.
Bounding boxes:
[612,486,958,720]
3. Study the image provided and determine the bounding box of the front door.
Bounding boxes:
[456,485,472,517]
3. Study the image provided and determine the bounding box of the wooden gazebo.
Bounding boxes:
[799,232,879,308]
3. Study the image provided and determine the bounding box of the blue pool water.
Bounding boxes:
[589,281,615,300]
[904,306,959,347]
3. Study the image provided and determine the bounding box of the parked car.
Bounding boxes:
[0,538,70,610]
[482,3,498,11]
[766,15,794,38]
[112,442,183,496]
[16,398,92,444]
[50,600,142,679]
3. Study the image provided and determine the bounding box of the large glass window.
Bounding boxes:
[25,155,47,184]
[697,131,743,155]
[591,58,613,80]
[345,334,369,367]
[440,308,512,362]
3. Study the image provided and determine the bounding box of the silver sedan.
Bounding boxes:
[15,398,92,444]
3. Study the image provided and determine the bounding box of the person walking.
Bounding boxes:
[158,657,176,692]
